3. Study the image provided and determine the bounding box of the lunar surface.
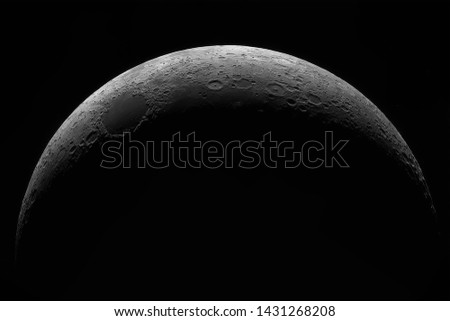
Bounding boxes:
[16,46,441,299]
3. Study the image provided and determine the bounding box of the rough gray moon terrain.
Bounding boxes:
[16,46,441,300]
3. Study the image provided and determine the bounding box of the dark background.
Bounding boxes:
[1,0,449,299]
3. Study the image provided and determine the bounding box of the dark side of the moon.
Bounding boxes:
[2,1,449,301]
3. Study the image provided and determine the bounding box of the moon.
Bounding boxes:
[16,45,441,299]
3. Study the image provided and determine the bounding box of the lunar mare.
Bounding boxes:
[16,46,439,299]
